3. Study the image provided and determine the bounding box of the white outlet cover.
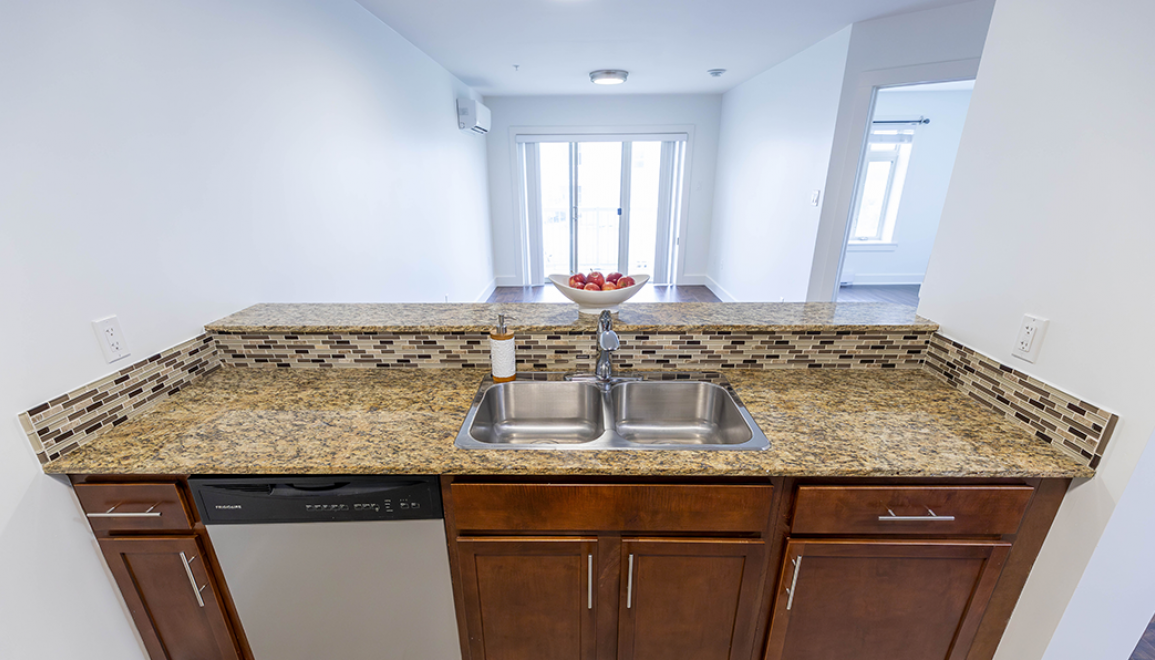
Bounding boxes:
[1011,314,1048,363]
[92,316,131,363]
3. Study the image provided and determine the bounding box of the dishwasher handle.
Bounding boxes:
[198,481,429,499]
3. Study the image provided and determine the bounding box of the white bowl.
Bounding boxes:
[547,274,650,315]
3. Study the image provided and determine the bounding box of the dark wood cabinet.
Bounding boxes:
[618,538,767,660]
[99,536,242,660]
[444,479,777,660]
[764,539,1010,660]
[456,537,598,660]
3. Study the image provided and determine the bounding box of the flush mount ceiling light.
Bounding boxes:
[707,69,727,78]
[590,70,628,85]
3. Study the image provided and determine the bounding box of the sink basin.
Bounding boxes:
[467,382,605,445]
[609,381,753,445]
[455,374,769,451]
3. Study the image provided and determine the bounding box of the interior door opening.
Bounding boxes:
[835,79,975,306]
[523,135,686,286]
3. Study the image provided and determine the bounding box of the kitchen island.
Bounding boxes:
[36,301,1103,660]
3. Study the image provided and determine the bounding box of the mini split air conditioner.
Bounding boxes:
[456,99,490,135]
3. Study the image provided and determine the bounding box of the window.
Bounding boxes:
[849,123,916,243]
[519,133,686,284]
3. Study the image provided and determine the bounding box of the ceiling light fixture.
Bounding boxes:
[707,69,727,78]
[590,70,628,85]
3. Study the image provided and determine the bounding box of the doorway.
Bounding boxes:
[522,136,686,284]
[836,80,975,306]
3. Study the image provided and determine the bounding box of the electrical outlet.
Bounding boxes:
[1011,314,1048,363]
[93,316,131,363]
[810,190,821,207]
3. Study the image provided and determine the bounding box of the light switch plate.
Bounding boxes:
[1011,314,1048,363]
[93,316,131,363]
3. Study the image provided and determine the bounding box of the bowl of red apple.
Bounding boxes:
[547,272,650,314]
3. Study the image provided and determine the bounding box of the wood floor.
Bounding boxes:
[1130,613,1155,660]
[487,285,721,304]
[837,284,921,306]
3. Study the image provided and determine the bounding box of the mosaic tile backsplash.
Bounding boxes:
[212,328,935,371]
[19,334,220,464]
[21,318,1116,472]
[925,334,1116,468]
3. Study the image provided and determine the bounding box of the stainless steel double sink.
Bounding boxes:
[455,373,769,451]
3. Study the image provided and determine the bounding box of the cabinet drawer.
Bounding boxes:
[75,482,193,532]
[451,483,773,533]
[792,485,1034,536]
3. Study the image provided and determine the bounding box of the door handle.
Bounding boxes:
[179,552,206,608]
[588,554,593,610]
[785,556,803,611]
[626,554,634,609]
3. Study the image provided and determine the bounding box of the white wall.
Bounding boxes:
[484,94,722,286]
[917,0,1155,657]
[705,28,851,302]
[842,88,972,286]
[0,1,490,657]
[807,0,995,300]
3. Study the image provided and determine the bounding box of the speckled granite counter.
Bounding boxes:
[206,302,937,334]
[44,368,1090,478]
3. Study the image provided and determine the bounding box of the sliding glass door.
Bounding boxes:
[523,135,685,285]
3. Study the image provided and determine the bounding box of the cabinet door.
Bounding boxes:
[765,539,1011,660]
[457,537,598,660]
[618,538,767,660]
[99,536,241,660]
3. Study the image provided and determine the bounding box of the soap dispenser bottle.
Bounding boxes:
[489,314,516,383]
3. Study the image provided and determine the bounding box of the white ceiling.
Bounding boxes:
[354,0,972,96]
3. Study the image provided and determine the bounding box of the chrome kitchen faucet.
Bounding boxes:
[567,310,640,388]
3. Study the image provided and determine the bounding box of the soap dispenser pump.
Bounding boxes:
[489,314,516,383]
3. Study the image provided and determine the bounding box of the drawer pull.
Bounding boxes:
[785,556,802,610]
[179,552,206,608]
[86,503,163,519]
[878,508,956,522]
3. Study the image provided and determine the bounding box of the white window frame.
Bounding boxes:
[847,120,919,246]
[509,125,696,286]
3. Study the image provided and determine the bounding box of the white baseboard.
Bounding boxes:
[494,275,521,287]
[677,274,707,286]
[843,273,924,286]
[704,275,737,302]
[474,278,497,302]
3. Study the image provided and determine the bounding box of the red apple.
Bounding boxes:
[617,276,636,288]
[568,274,586,288]
[587,271,606,288]
[583,282,602,291]
[602,281,618,291]
[606,272,623,283]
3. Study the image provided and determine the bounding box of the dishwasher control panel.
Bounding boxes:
[189,475,442,524]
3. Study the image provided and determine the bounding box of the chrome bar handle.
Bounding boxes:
[785,556,803,610]
[626,554,635,609]
[878,507,956,522]
[179,551,205,608]
[87,503,162,518]
[588,554,594,610]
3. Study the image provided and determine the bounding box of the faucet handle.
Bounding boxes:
[599,330,620,351]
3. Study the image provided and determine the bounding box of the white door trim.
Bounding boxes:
[805,58,981,301]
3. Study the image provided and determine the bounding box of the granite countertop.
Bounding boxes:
[205,302,938,334]
[44,367,1091,479]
